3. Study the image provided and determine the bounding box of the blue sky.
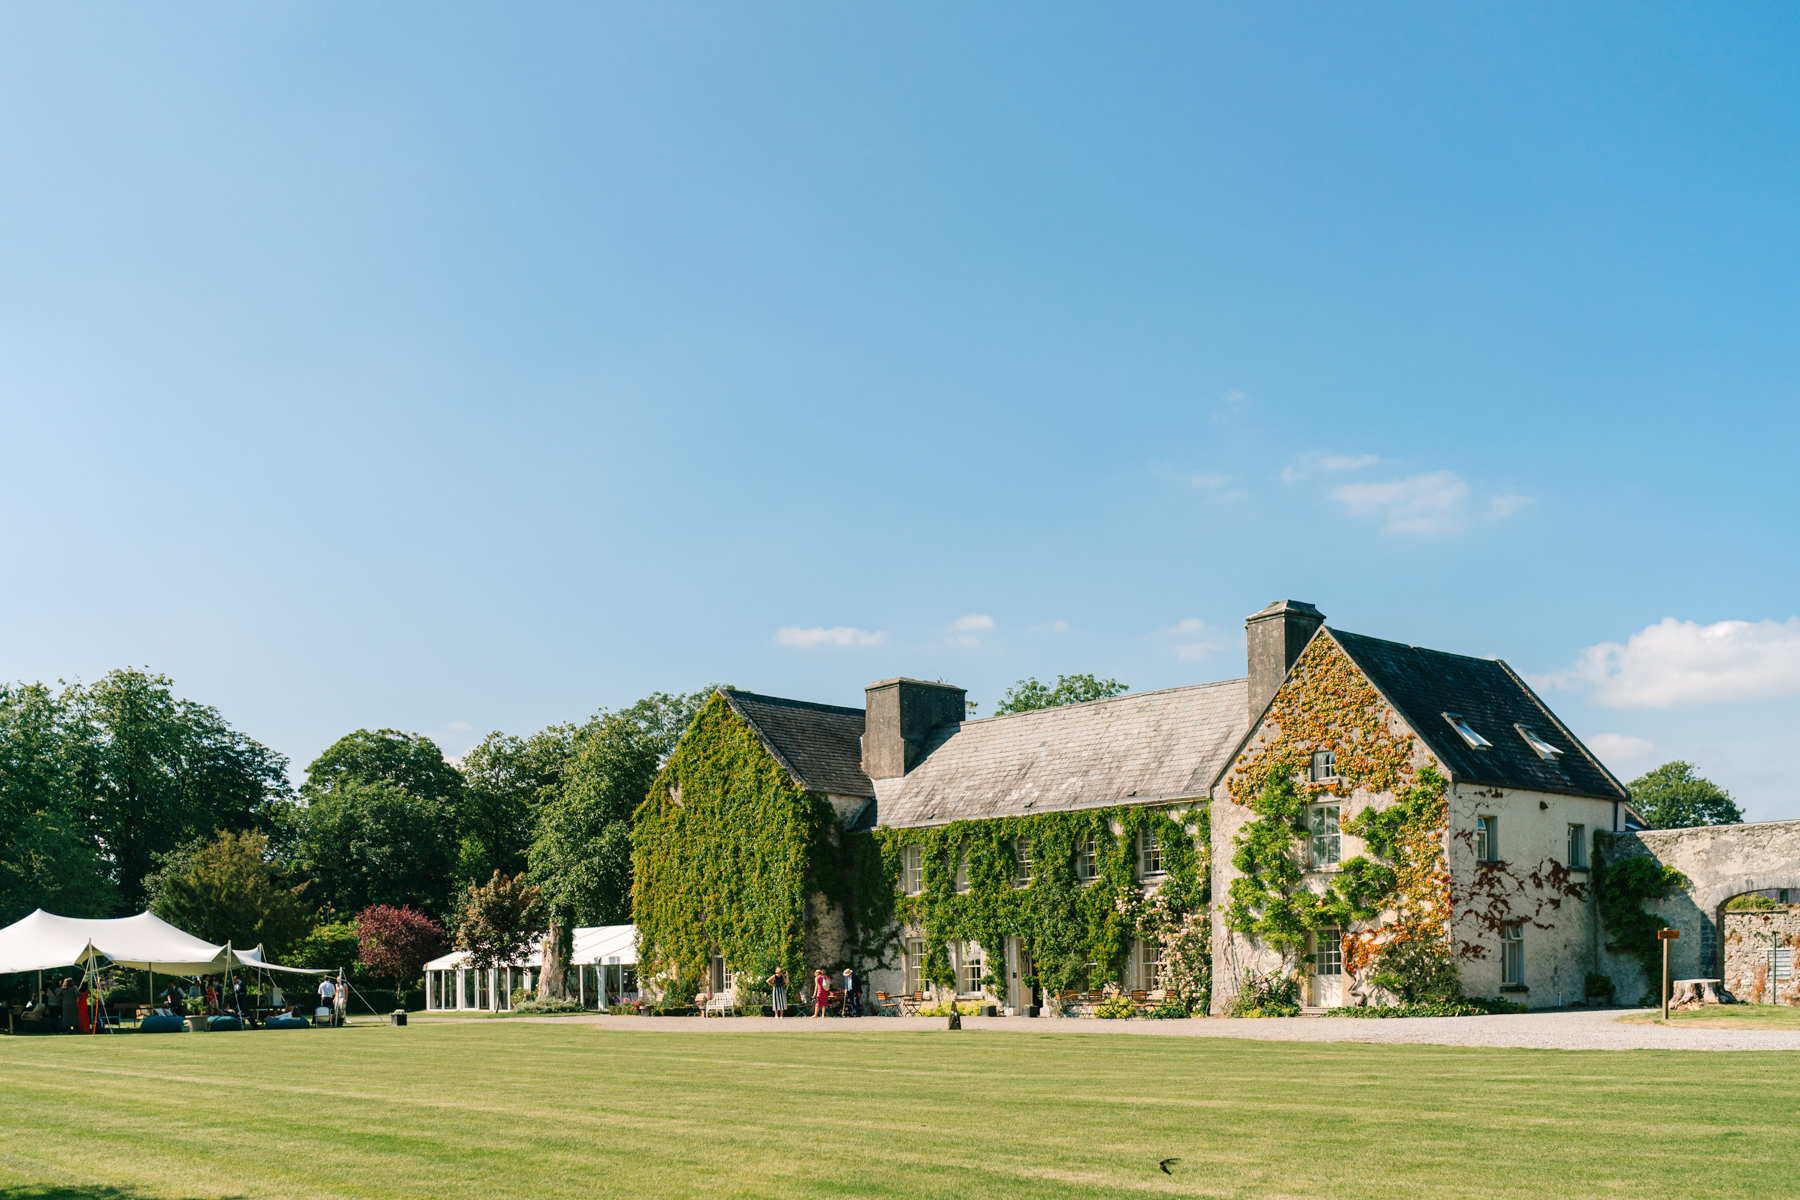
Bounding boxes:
[3,4,1797,817]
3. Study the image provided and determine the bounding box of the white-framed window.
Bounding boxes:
[1477,816,1499,863]
[1500,922,1524,986]
[1515,724,1564,762]
[1442,712,1493,750]
[1310,749,1336,781]
[1013,839,1032,887]
[1138,825,1163,878]
[1139,939,1163,990]
[1315,928,1343,977]
[1309,804,1341,868]
[900,844,923,895]
[954,849,971,894]
[903,939,925,995]
[957,942,985,995]
[1567,823,1587,869]
[1076,836,1099,882]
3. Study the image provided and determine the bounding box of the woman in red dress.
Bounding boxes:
[76,983,92,1033]
[812,970,830,1018]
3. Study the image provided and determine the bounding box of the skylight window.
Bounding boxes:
[1515,724,1564,762]
[1441,712,1492,750]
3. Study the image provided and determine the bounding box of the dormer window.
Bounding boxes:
[1442,712,1492,750]
[1515,724,1564,762]
[1310,750,1337,782]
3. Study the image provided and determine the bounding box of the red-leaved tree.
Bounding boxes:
[355,905,447,986]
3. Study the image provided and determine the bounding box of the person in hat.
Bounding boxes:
[842,966,862,1017]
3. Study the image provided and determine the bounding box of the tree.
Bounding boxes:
[289,920,361,971]
[528,690,712,931]
[456,725,579,887]
[355,905,446,986]
[300,729,464,807]
[0,682,115,924]
[994,673,1128,715]
[66,669,292,910]
[144,829,314,958]
[455,871,543,971]
[1628,761,1743,828]
[288,777,457,919]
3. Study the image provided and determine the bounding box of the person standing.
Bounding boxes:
[318,976,337,1025]
[230,975,250,1025]
[811,969,830,1019]
[767,967,788,1019]
[842,966,861,1017]
[76,982,92,1034]
[59,977,77,1033]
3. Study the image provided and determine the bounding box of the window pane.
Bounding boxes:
[1014,840,1032,886]
[1310,805,1340,867]
[1316,929,1343,976]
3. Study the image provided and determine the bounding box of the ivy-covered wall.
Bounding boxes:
[1213,633,1451,1009]
[632,694,851,994]
[870,804,1210,1004]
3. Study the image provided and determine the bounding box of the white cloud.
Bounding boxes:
[1544,616,1800,707]
[775,625,888,648]
[1030,619,1072,634]
[1585,733,1655,764]
[1281,451,1379,483]
[1330,470,1470,535]
[950,613,995,632]
[1489,493,1533,518]
[1211,388,1249,424]
[1161,617,1222,661]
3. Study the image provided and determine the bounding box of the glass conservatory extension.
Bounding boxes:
[423,924,639,1012]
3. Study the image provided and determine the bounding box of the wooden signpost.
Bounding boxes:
[1658,928,1681,1020]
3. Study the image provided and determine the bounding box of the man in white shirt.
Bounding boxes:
[318,977,336,1025]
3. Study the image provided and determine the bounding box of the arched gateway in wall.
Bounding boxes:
[1599,820,1800,985]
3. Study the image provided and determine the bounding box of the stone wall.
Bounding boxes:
[1722,907,1800,1005]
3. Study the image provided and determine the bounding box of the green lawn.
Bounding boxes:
[1621,1004,1800,1029]
[0,1021,1787,1200]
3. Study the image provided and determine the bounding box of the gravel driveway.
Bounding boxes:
[462,1008,1800,1051]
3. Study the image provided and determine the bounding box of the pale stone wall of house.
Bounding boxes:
[1212,699,1622,1010]
[1721,908,1800,1004]
[1445,783,1620,1007]
[1210,708,1439,1012]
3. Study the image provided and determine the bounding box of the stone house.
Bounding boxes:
[633,599,1659,1012]
[1213,601,1638,1012]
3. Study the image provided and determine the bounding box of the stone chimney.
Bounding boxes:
[1245,599,1325,723]
[862,678,968,782]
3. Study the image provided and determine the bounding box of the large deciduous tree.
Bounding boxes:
[456,725,578,888]
[0,683,115,924]
[300,729,464,807]
[1628,761,1742,828]
[994,673,1128,715]
[144,829,314,957]
[0,669,289,914]
[289,778,457,919]
[528,691,711,931]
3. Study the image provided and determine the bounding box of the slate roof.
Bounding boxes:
[1328,629,1629,802]
[719,689,874,798]
[875,679,1248,829]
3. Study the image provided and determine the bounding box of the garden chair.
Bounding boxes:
[702,989,738,1018]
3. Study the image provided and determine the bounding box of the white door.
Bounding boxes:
[1313,929,1344,1007]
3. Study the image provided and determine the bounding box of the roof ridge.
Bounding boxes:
[963,677,1246,725]
[1329,626,1502,668]
[721,688,866,717]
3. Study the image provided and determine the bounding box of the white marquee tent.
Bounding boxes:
[0,908,329,977]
